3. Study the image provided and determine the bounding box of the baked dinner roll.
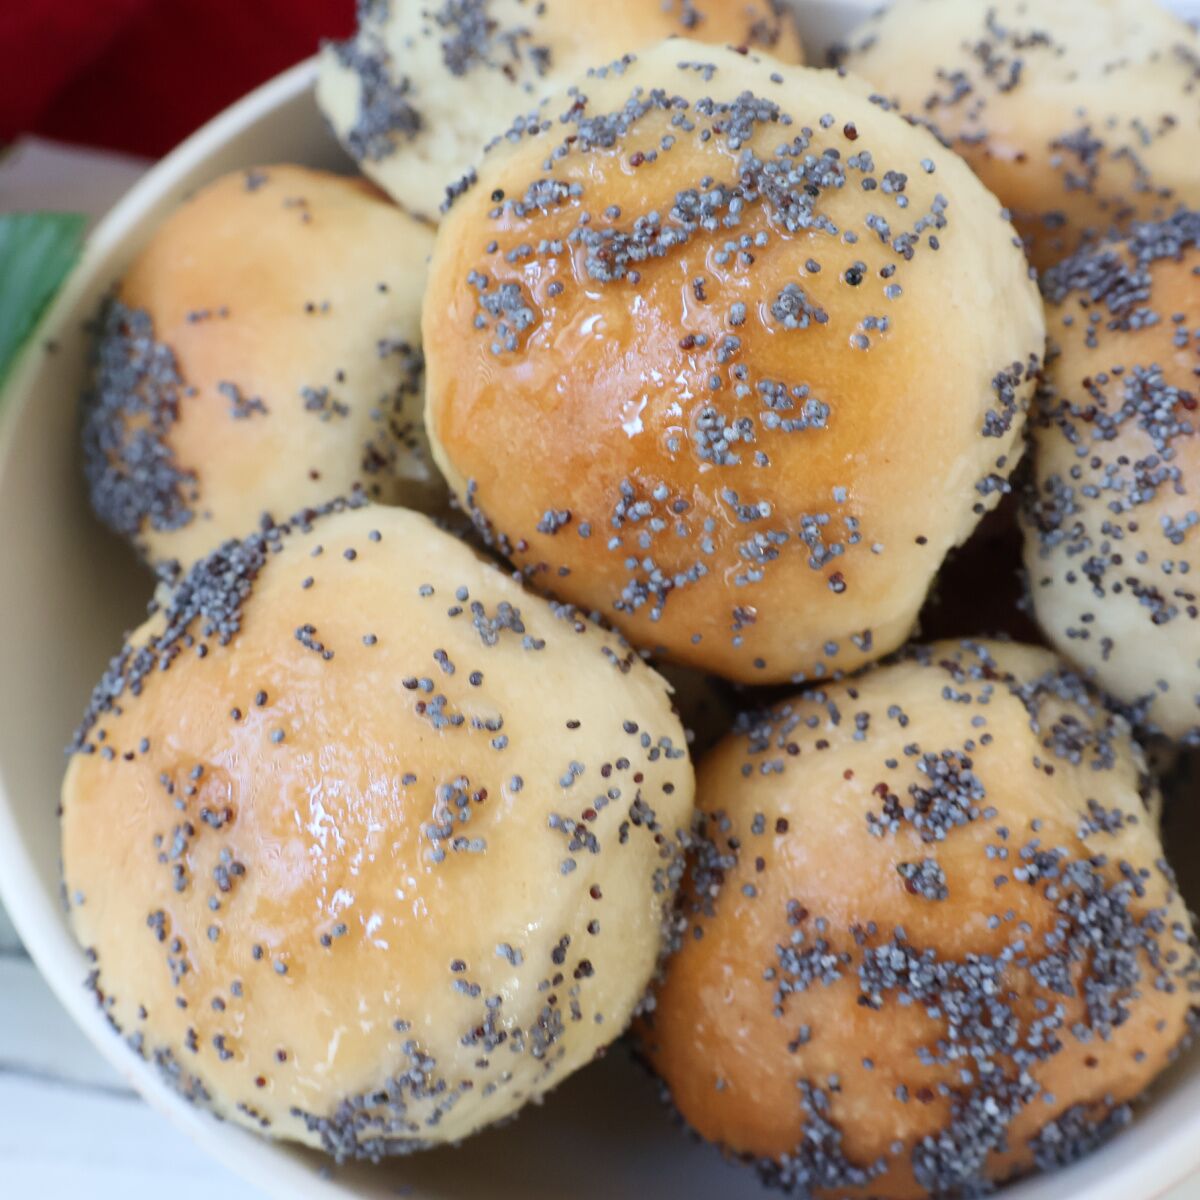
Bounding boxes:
[317,0,803,219]
[82,166,442,568]
[62,500,694,1158]
[422,41,1044,685]
[837,0,1200,269]
[1022,210,1200,746]
[640,639,1197,1198]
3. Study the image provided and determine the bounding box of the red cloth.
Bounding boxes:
[0,0,354,157]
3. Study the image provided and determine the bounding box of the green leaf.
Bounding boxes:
[0,211,87,394]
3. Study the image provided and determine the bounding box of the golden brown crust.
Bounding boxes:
[62,503,694,1156]
[1021,212,1200,745]
[423,42,1043,684]
[317,0,805,219]
[640,640,1195,1198]
[839,0,1200,269]
[82,166,442,568]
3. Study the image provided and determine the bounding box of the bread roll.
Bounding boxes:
[422,40,1044,684]
[641,639,1196,1198]
[62,501,694,1158]
[82,166,442,568]
[317,0,804,219]
[837,0,1200,268]
[1022,210,1200,746]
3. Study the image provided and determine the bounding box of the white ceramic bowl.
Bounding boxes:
[3,3,1200,1197]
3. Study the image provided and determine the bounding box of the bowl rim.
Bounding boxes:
[2,28,1200,1200]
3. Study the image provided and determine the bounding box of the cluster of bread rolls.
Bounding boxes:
[66,1,1199,1194]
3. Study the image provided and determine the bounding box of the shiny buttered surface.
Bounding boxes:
[316,0,804,220]
[640,640,1197,1199]
[423,41,1044,684]
[1022,211,1200,746]
[61,502,694,1157]
[82,166,443,568]
[838,0,1200,268]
